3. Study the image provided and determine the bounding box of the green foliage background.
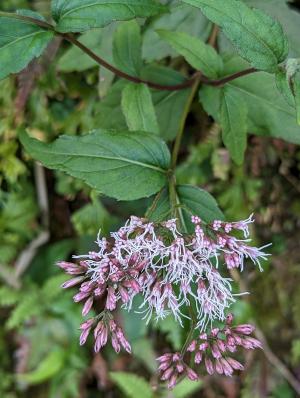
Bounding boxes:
[0,0,300,397]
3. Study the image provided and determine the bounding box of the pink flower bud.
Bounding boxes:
[111,334,121,353]
[226,313,234,325]
[226,357,244,371]
[186,367,198,381]
[217,339,227,352]
[220,358,233,376]
[161,367,173,381]
[61,276,85,289]
[205,358,214,375]
[176,363,185,373]
[195,351,202,364]
[215,359,223,375]
[168,374,178,389]
[187,340,197,352]
[82,296,93,316]
[232,324,255,335]
[106,287,117,311]
[211,343,222,359]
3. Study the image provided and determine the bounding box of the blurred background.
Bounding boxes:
[0,0,300,397]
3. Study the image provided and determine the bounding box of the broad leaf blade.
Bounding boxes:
[113,20,142,77]
[122,83,159,134]
[52,0,167,33]
[20,130,170,201]
[0,13,54,80]
[182,0,288,72]
[220,86,248,165]
[157,30,223,78]
[199,56,300,145]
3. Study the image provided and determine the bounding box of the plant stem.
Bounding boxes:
[3,13,258,91]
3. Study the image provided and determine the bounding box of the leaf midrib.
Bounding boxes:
[33,146,167,173]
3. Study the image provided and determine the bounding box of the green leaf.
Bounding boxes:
[113,20,142,77]
[293,73,300,126]
[0,13,54,80]
[57,29,103,72]
[275,69,295,107]
[122,83,159,134]
[157,30,223,78]
[110,372,153,398]
[170,379,203,398]
[182,0,288,72]
[220,86,248,165]
[143,3,211,62]
[52,0,167,33]
[148,185,224,231]
[199,56,300,145]
[142,65,192,140]
[18,349,65,385]
[19,130,170,201]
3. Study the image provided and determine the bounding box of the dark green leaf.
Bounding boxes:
[0,13,54,80]
[157,30,223,78]
[52,0,167,33]
[113,20,142,77]
[182,0,288,71]
[142,3,211,62]
[121,83,159,134]
[20,130,170,201]
[199,56,300,145]
[220,86,248,165]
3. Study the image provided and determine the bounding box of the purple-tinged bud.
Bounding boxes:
[94,284,106,297]
[233,334,243,345]
[215,359,223,375]
[211,343,222,359]
[119,286,130,303]
[226,344,237,353]
[61,276,85,289]
[57,261,85,275]
[227,335,236,347]
[109,320,117,332]
[94,325,108,353]
[187,340,197,352]
[226,357,244,371]
[186,367,198,381]
[80,328,91,346]
[111,334,121,353]
[217,339,227,352]
[168,374,178,389]
[211,328,220,337]
[226,313,234,325]
[106,287,117,311]
[176,363,185,373]
[220,358,233,376]
[73,291,89,302]
[205,358,214,375]
[82,296,94,316]
[232,324,255,335]
[80,318,94,331]
[199,333,207,340]
[199,342,209,351]
[172,353,181,362]
[157,353,172,363]
[195,351,202,364]
[161,367,173,381]
[242,337,263,350]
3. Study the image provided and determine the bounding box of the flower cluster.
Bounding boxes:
[58,214,268,386]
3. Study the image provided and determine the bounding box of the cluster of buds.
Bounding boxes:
[58,214,268,387]
[186,314,262,377]
[157,352,198,389]
[79,315,131,354]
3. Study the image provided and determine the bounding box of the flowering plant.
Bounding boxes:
[1,0,300,395]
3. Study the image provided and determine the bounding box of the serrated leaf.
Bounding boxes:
[110,372,153,398]
[220,86,248,165]
[157,30,223,79]
[0,13,54,80]
[170,379,203,398]
[182,0,288,72]
[20,130,170,201]
[52,0,167,33]
[148,185,224,232]
[0,287,20,307]
[143,3,211,62]
[113,20,142,77]
[199,56,300,145]
[122,83,159,134]
[18,349,65,385]
[6,292,41,329]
